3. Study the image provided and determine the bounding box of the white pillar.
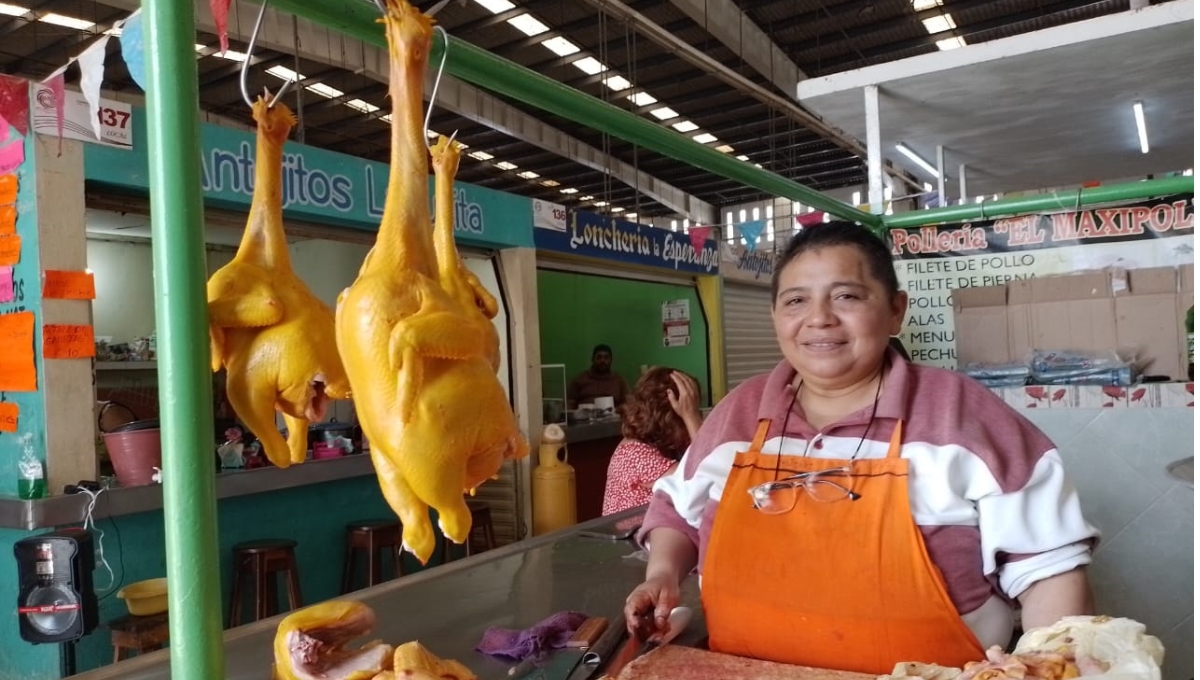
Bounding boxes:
[864,85,884,215]
[936,144,946,207]
[959,164,968,205]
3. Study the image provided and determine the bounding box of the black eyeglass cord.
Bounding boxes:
[771,365,885,482]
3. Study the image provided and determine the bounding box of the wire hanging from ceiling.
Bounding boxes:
[622,14,641,223]
[596,3,612,214]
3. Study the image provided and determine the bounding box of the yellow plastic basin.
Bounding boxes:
[117,578,168,616]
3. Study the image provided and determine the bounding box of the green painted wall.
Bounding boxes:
[537,269,711,407]
[1,473,462,678]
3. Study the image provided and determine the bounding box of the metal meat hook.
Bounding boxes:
[239,0,294,109]
[424,24,452,147]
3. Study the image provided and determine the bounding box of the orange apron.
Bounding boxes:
[700,418,985,673]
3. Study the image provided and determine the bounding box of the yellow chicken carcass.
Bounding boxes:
[273,601,393,680]
[334,0,528,565]
[207,96,351,468]
[371,641,477,680]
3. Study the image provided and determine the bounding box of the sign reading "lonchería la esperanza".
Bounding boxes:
[82,106,534,249]
[533,208,721,274]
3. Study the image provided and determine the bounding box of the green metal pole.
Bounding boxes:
[882,177,1195,229]
[267,0,878,227]
[143,0,224,676]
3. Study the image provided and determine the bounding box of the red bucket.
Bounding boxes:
[102,420,162,487]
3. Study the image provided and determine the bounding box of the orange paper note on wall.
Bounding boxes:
[0,402,18,432]
[43,324,95,359]
[43,270,95,300]
[0,175,15,206]
[0,311,36,391]
[0,234,19,266]
[0,206,14,235]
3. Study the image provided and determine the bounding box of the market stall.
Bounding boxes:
[532,201,720,522]
[0,0,1189,677]
[716,242,783,391]
[0,84,538,675]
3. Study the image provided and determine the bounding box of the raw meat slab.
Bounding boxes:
[610,645,877,680]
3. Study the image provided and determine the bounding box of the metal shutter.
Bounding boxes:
[461,251,521,546]
[723,282,782,390]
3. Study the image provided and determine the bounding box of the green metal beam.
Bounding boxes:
[143,0,224,676]
[266,0,878,227]
[883,177,1195,229]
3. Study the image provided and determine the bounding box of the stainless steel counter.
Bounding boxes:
[563,417,623,444]
[72,508,703,680]
[0,454,376,530]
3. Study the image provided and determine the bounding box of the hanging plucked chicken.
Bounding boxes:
[335,0,528,565]
[207,93,351,469]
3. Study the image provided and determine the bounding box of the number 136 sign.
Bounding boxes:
[31,86,133,150]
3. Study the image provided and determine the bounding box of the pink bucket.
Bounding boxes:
[102,421,162,487]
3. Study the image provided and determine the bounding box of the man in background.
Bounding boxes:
[567,344,630,408]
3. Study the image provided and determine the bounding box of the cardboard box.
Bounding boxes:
[1027,272,1116,356]
[1115,267,1180,379]
[950,286,1008,365]
[953,265,1193,381]
[1006,280,1035,362]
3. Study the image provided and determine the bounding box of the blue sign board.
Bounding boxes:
[534,210,720,275]
[83,108,534,249]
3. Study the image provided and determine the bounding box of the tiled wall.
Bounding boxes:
[1022,407,1193,679]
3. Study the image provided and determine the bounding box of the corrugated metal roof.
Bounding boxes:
[0,0,1138,218]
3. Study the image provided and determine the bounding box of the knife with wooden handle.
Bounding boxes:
[513,617,609,680]
[567,616,627,680]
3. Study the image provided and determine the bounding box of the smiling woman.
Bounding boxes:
[624,222,1100,675]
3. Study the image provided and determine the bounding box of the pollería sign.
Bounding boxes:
[534,209,720,275]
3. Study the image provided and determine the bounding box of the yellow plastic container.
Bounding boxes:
[117,577,168,616]
[532,425,577,535]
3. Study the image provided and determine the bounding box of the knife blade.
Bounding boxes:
[568,616,627,680]
[601,632,644,678]
[514,616,609,680]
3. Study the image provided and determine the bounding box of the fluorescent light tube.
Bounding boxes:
[540,36,580,57]
[1132,101,1149,154]
[473,0,514,12]
[572,57,606,75]
[506,13,548,36]
[40,12,93,29]
[627,92,657,106]
[895,143,941,179]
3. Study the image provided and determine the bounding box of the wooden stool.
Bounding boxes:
[109,611,169,663]
[341,520,404,593]
[466,500,497,555]
[227,539,302,628]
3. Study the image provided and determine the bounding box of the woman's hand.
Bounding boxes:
[624,574,681,639]
[666,372,703,438]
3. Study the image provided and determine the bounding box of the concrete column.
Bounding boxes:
[936,145,946,207]
[34,135,96,493]
[864,85,884,215]
[497,247,541,541]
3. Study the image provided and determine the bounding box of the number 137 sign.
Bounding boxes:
[31,86,133,150]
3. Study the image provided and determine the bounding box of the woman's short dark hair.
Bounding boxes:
[618,367,692,461]
[770,221,900,301]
